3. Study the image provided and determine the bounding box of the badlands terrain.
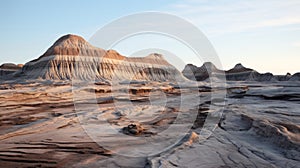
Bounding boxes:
[0,35,299,168]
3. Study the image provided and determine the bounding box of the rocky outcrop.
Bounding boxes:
[275,73,292,81]
[182,62,223,81]
[183,63,299,81]
[15,34,184,81]
[181,64,198,80]
[225,63,277,81]
[289,73,300,81]
[0,63,23,76]
[225,63,255,81]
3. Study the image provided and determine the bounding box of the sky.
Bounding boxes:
[0,0,299,74]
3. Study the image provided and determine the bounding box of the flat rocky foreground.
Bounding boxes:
[0,80,299,168]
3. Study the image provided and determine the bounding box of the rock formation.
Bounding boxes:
[182,62,223,81]
[14,34,184,81]
[182,63,299,81]
[275,73,292,81]
[289,73,300,81]
[0,63,23,76]
[225,63,255,81]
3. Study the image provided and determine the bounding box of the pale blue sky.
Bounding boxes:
[0,0,299,74]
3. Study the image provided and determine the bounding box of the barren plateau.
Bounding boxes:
[0,79,299,168]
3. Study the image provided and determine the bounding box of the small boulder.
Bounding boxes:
[122,123,145,135]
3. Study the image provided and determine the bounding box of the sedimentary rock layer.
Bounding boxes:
[16,34,184,81]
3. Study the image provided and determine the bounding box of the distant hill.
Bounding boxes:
[1,34,185,81]
[0,63,23,76]
[182,62,299,81]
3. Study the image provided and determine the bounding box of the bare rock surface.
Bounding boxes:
[0,80,299,167]
[149,81,300,168]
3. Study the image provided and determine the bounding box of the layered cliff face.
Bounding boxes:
[182,63,298,81]
[17,34,184,81]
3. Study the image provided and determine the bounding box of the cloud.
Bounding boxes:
[166,0,300,36]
